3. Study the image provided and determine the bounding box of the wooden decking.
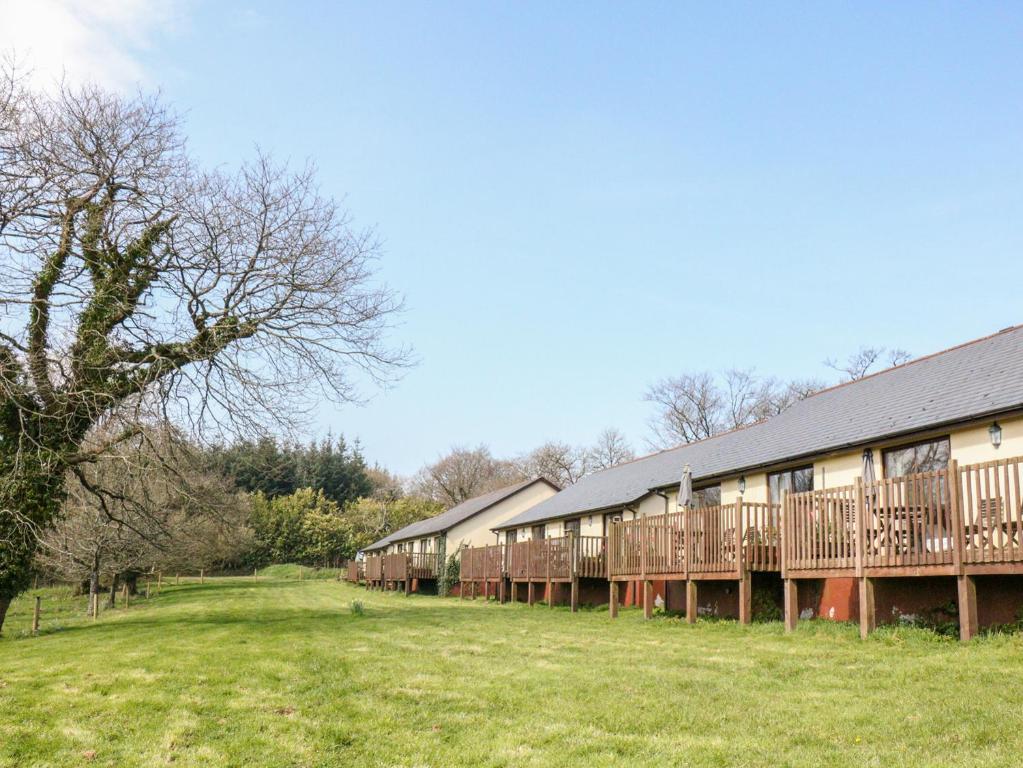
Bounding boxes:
[458,536,607,611]
[363,552,439,593]
[360,454,1023,640]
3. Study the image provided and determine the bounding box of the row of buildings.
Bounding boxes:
[353,325,1023,640]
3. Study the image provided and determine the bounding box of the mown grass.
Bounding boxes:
[2,577,1023,767]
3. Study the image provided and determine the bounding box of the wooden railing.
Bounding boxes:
[688,503,739,574]
[743,502,782,571]
[960,456,1023,565]
[459,544,505,581]
[383,553,407,581]
[783,458,1023,575]
[861,470,954,570]
[462,536,607,582]
[346,561,362,582]
[365,554,382,581]
[784,485,858,573]
[575,535,608,578]
[407,552,439,579]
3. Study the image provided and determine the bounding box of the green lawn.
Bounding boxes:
[2,578,1023,767]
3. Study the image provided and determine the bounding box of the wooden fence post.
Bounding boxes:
[957,574,978,642]
[200,568,204,584]
[859,577,875,639]
[145,580,151,599]
[783,578,798,632]
[122,583,129,608]
[32,596,41,635]
[175,573,179,586]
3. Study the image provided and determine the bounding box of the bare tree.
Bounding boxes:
[412,445,523,507]
[644,371,723,447]
[645,369,824,448]
[586,427,635,471]
[0,71,406,631]
[518,441,587,488]
[825,346,912,381]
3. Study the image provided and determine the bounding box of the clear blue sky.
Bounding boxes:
[19,2,1023,474]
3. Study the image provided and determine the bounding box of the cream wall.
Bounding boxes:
[444,481,557,552]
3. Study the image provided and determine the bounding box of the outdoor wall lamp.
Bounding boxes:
[990,421,1003,449]
[738,475,746,494]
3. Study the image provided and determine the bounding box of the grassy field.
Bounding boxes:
[2,578,1023,767]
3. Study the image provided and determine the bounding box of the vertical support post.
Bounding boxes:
[957,574,978,642]
[200,568,204,584]
[546,539,552,609]
[571,578,579,613]
[609,581,619,618]
[511,581,518,604]
[404,577,411,597]
[738,571,751,625]
[158,571,163,589]
[123,583,129,608]
[735,498,745,578]
[643,579,653,620]
[859,577,876,639]
[32,596,41,635]
[783,578,798,632]
[949,460,965,576]
[855,478,865,578]
[780,491,789,580]
[146,580,151,599]
[175,573,179,586]
[685,580,697,624]
[527,581,536,607]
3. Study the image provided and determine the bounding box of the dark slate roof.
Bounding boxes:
[362,535,393,553]
[365,478,555,548]
[496,325,1023,529]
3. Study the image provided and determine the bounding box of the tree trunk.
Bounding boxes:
[107,574,119,608]
[0,597,10,636]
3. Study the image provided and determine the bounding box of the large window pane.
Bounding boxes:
[768,466,815,505]
[883,438,950,478]
[692,485,721,508]
[563,518,581,537]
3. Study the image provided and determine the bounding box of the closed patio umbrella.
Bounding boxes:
[862,449,877,507]
[678,464,693,509]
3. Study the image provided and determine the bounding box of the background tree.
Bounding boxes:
[644,368,826,448]
[825,346,912,381]
[210,435,372,507]
[0,72,405,632]
[517,441,587,488]
[586,427,635,471]
[345,494,444,553]
[411,445,523,506]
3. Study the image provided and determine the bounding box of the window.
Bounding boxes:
[883,437,950,478]
[768,466,814,505]
[531,524,546,540]
[692,485,721,508]
[563,518,581,537]
[506,529,517,545]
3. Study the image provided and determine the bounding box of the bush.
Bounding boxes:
[257,564,342,580]
[437,553,460,597]
[350,599,364,616]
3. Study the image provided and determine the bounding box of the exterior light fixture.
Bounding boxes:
[738,475,746,494]
[990,421,1003,449]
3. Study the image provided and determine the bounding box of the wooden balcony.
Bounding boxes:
[345,561,364,583]
[607,502,781,581]
[459,536,608,609]
[783,456,1023,580]
[362,552,438,591]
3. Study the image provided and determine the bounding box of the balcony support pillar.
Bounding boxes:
[783,578,798,632]
[859,577,875,639]
[957,574,978,642]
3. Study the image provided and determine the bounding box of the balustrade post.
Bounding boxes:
[780,490,789,579]
[683,505,690,580]
[735,498,745,579]
[855,478,865,578]
[546,540,552,609]
[640,515,648,581]
[949,460,965,576]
